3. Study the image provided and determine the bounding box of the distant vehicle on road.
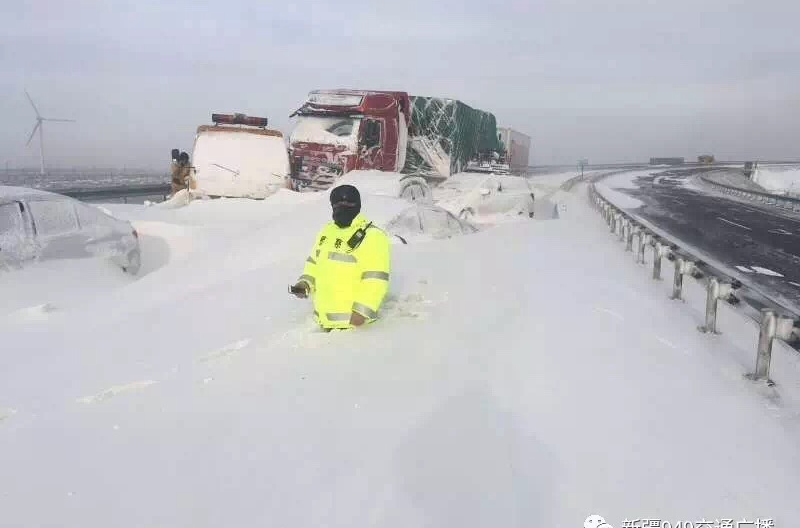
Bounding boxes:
[0,186,140,274]
[698,154,715,164]
[650,157,685,165]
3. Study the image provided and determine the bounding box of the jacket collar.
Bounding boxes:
[331,214,368,232]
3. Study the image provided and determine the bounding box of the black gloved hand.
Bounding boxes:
[289,283,309,299]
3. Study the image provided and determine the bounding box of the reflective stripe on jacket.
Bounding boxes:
[298,214,391,329]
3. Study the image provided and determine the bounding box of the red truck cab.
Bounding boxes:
[289,90,411,191]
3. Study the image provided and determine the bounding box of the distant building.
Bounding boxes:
[650,157,684,166]
[497,127,531,170]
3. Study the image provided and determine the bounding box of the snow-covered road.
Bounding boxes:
[2,174,800,527]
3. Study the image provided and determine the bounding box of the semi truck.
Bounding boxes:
[288,89,502,192]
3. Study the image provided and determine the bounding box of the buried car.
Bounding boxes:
[385,204,477,243]
[445,174,536,220]
[0,186,140,274]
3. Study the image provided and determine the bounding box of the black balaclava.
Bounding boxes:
[330,184,361,228]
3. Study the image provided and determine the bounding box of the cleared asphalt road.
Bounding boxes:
[603,167,800,313]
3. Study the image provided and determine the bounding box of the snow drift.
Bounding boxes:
[1,172,799,527]
[752,165,800,196]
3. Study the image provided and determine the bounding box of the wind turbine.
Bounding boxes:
[25,90,75,175]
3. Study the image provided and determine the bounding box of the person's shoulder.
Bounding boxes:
[317,221,338,238]
[365,222,390,245]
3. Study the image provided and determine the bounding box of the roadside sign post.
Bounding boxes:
[578,159,588,178]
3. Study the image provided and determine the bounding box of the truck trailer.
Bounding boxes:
[288,90,502,191]
[497,127,531,171]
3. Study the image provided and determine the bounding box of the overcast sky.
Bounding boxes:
[1,0,799,170]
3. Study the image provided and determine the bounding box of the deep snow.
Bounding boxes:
[2,173,800,527]
[752,165,800,195]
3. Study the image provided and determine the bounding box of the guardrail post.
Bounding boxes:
[625,224,634,251]
[699,278,732,334]
[640,233,651,264]
[750,313,798,383]
[619,219,627,242]
[671,257,685,300]
[752,309,777,382]
[653,242,664,280]
[610,213,617,233]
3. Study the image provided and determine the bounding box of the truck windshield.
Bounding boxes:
[291,116,361,150]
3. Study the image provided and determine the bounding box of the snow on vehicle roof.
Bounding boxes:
[0,185,73,202]
[195,125,284,137]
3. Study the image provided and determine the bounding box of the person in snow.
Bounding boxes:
[170,150,193,195]
[290,184,391,330]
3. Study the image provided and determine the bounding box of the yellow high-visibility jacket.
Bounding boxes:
[297,214,391,329]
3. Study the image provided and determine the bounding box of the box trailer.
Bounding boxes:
[497,127,531,171]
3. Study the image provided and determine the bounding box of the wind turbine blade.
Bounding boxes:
[24,90,41,118]
[42,118,76,123]
[26,121,41,146]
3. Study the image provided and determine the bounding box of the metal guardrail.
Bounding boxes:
[700,173,800,213]
[588,182,800,384]
[60,183,172,203]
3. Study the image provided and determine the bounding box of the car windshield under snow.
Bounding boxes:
[290,117,360,150]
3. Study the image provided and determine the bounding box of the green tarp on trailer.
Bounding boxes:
[402,96,501,180]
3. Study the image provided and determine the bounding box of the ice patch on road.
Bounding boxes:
[735,265,784,277]
[77,380,157,404]
[750,266,784,277]
[769,228,792,236]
